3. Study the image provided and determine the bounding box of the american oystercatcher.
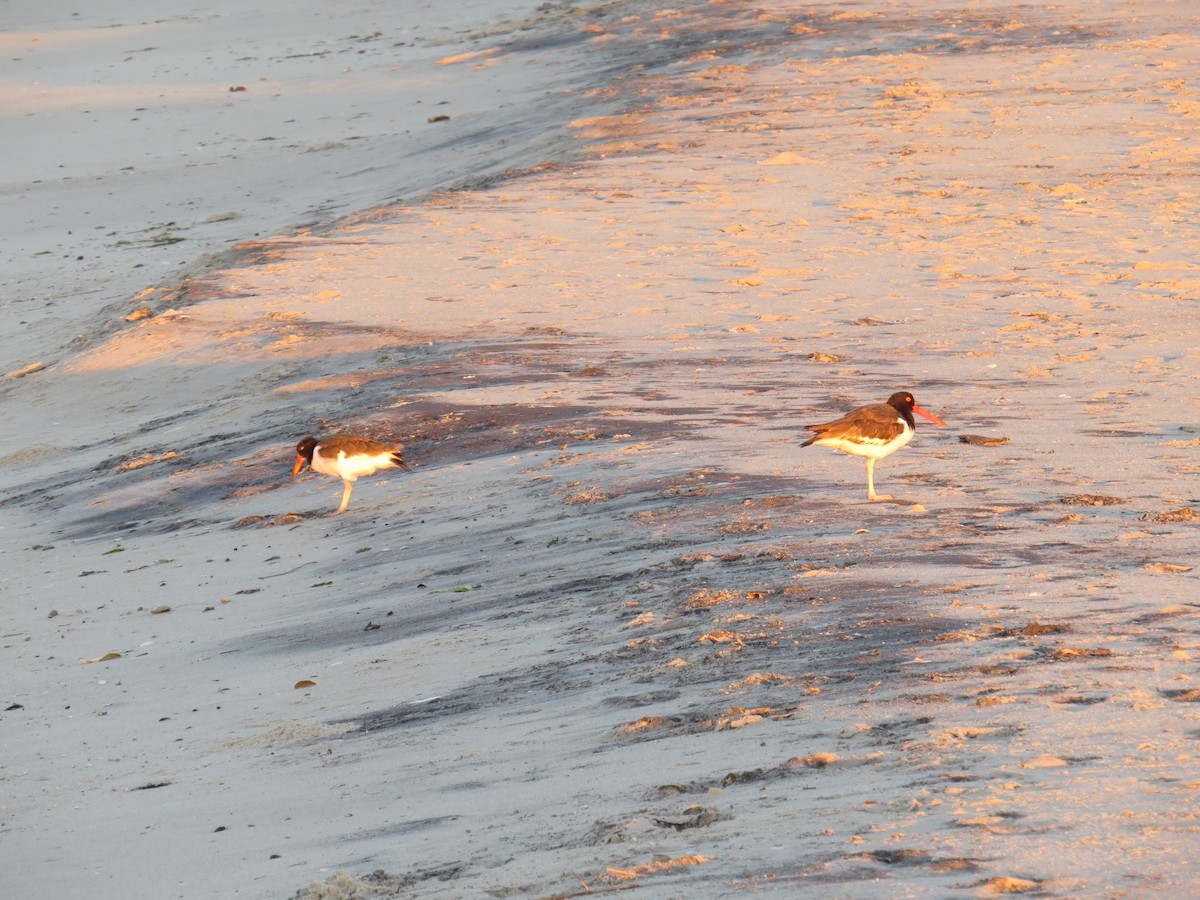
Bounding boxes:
[291,435,411,514]
[801,391,946,501]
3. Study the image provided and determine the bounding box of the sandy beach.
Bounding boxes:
[4,0,1200,897]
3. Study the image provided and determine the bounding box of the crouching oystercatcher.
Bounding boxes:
[292,435,411,514]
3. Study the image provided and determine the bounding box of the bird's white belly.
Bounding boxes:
[823,428,913,460]
[312,450,392,481]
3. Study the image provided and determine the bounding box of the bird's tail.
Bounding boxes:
[391,451,412,470]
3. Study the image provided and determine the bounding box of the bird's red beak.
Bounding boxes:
[291,455,305,480]
[913,404,946,427]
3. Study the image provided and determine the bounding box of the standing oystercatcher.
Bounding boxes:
[801,391,946,501]
[291,435,411,514]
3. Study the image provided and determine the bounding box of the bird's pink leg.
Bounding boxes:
[866,459,892,502]
[335,480,353,515]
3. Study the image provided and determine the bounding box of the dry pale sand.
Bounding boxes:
[4,1,1200,897]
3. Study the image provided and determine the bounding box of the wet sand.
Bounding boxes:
[4,1,1200,897]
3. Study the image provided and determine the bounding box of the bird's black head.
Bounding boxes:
[887,391,946,427]
[292,436,318,480]
[295,436,318,461]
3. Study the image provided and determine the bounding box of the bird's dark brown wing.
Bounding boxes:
[804,403,905,444]
[318,436,403,458]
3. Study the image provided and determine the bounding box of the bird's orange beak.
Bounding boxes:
[913,404,946,427]
[291,455,305,480]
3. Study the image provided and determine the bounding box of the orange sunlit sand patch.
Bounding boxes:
[600,855,711,883]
